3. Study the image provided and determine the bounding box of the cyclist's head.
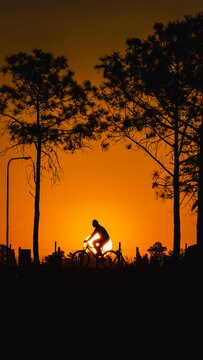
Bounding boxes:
[92,219,99,227]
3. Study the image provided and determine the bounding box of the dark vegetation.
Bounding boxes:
[1,241,202,331]
[1,259,201,334]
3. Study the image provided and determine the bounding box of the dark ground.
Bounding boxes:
[1,262,202,351]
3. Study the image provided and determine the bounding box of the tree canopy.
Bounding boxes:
[96,13,202,258]
[0,49,100,263]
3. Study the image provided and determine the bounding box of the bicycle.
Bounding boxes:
[71,240,120,268]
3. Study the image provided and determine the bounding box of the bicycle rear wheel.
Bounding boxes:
[71,250,90,268]
[102,250,119,268]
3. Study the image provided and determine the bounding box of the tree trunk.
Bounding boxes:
[173,117,181,261]
[33,139,41,264]
[197,122,202,246]
[33,102,41,264]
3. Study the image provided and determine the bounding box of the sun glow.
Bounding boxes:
[84,233,112,254]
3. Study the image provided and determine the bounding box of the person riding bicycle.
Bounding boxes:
[85,219,110,255]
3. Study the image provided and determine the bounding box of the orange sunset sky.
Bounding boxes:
[0,0,201,260]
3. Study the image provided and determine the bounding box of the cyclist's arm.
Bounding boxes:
[85,229,97,242]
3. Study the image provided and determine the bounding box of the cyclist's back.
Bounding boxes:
[95,223,109,240]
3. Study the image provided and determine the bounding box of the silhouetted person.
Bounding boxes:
[85,219,110,255]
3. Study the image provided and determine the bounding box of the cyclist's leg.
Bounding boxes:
[92,239,102,255]
[96,237,109,254]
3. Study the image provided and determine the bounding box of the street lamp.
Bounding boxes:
[6,156,31,264]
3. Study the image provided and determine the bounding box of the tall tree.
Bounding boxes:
[0,49,100,264]
[96,13,202,259]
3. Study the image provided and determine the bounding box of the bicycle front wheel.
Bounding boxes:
[71,250,90,268]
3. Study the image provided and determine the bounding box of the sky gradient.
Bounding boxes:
[0,0,201,259]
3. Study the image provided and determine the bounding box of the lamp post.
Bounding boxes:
[6,156,31,264]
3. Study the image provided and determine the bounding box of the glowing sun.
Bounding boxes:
[84,233,112,254]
